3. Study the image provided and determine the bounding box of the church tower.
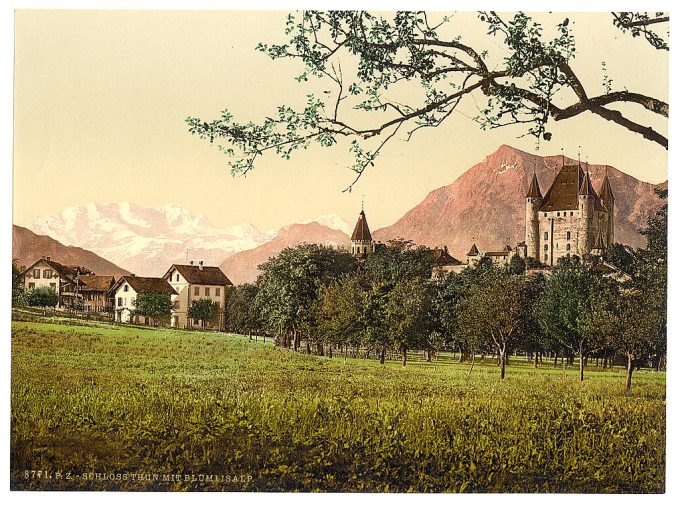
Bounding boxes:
[350,208,375,257]
[525,172,543,260]
[577,168,596,257]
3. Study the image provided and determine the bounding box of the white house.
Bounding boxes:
[163,262,233,329]
[110,275,177,324]
[21,256,90,308]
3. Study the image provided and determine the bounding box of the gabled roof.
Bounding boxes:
[431,247,463,266]
[467,243,480,256]
[351,210,373,242]
[485,250,511,257]
[599,173,614,203]
[23,257,82,281]
[165,264,233,286]
[539,165,583,212]
[525,173,543,199]
[78,275,115,292]
[111,276,177,295]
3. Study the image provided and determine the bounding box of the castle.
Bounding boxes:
[525,163,614,266]
[349,161,614,269]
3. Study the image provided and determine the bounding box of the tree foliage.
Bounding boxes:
[188,298,220,327]
[188,11,668,188]
[134,292,173,324]
[20,286,58,310]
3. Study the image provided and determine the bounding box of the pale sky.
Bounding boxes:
[13,10,668,232]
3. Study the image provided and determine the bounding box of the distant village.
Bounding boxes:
[18,161,624,330]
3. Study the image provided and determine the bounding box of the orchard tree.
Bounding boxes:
[364,239,433,284]
[188,11,668,188]
[616,292,659,390]
[188,298,220,328]
[362,281,392,364]
[316,275,365,360]
[224,283,262,336]
[537,264,592,381]
[456,267,525,379]
[12,259,25,306]
[134,292,173,326]
[385,277,433,367]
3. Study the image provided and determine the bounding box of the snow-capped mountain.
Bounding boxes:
[300,214,353,236]
[30,202,269,276]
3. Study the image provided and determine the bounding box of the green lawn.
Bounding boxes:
[11,320,665,492]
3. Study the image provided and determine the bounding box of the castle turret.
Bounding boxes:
[599,172,615,247]
[350,209,375,257]
[524,172,543,260]
[466,243,481,266]
[590,230,606,258]
[577,169,596,257]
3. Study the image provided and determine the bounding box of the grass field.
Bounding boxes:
[10,319,666,492]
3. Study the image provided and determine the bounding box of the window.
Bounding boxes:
[117,297,123,306]
[176,274,179,282]
[124,284,129,292]
[28,282,35,289]
[544,244,548,251]
[544,253,548,261]
[33,269,40,279]
[544,232,548,240]
[194,286,200,296]
[557,212,560,217]
[544,213,547,217]
[556,243,559,249]
[49,283,56,291]
[43,269,52,278]
[566,231,571,240]
[570,211,574,216]
[566,244,571,251]
[215,287,221,297]
[205,287,210,296]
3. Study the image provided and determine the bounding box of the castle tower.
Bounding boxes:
[577,169,596,257]
[590,230,606,258]
[599,171,615,248]
[524,172,543,260]
[350,209,375,257]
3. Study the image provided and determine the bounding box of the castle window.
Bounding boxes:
[544,213,547,217]
[557,212,560,217]
[556,243,559,249]
[544,232,548,240]
[544,253,548,261]
[544,244,548,251]
[566,244,571,251]
[570,212,574,216]
[566,231,571,240]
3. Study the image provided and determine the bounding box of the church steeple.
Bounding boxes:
[350,208,375,257]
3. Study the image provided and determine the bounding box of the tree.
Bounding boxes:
[12,259,25,306]
[537,265,592,381]
[362,281,391,364]
[456,267,525,379]
[616,292,659,390]
[256,243,356,349]
[188,11,668,188]
[188,298,220,329]
[21,287,58,313]
[507,254,526,276]
[316,275,365,359]
[364,239,433,284]
[224,283,262,337]
[385,277,433,367]
[134,292,173,326]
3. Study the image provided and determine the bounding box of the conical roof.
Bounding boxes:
[467,243,480,256]
[579,171,597,196]
[351,210,373,242]
[525,172,543,199]
[599,173,614,203]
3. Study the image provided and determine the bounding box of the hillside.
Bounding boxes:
[374,145,665,259]
[12,225,130,277]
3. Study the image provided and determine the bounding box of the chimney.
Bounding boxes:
[199,260,203,271]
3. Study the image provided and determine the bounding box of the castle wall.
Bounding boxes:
[538,209,581,266]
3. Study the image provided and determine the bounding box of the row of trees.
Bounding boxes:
[225,190,667,389]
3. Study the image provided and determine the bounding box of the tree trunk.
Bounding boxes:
[534,350,539,368]
[626,352,634,391]
[317,342,324,356]
[328,345,333,359]
[402,348,407,367]
[379,346,386,365]
[344,346,348,364]
[579,343,585,382]
[306,341,311,355]
[468,351,476,375]
[500,348,507,379]
[553,352,558,368]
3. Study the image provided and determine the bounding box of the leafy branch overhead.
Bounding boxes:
[187,11,668,190]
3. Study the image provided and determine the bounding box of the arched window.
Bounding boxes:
[544,232,548,240]
[544,244,548,251]
[566,231,571,240]
[544,253,548,261]
[557,212,560,217]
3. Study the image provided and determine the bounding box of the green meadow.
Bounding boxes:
[11,319,665,492]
